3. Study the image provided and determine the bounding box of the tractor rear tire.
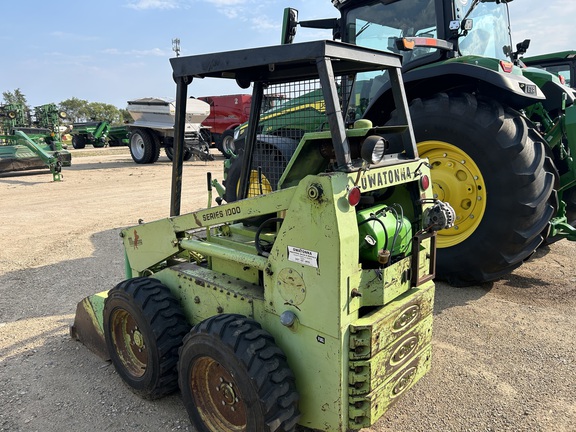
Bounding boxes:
[178,314,300,432]
[72,135,86,149]
[405,92,557,286]
[223,146,287,203]
[103,277,191,399]
[129,129,157,164]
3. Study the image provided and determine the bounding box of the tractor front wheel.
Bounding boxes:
[103,277,190,399]
[406,92,557,285]
[178,314,300,432]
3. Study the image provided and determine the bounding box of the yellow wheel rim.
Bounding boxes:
[418,140,486,248]
[238,170,273,198]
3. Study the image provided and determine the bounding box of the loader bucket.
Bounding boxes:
[69,291,110,361]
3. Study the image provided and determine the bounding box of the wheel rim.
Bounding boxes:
[130,134,145,160]
[222,135,235,155]
[237,170,273,198]
[110,309,148,378]
[191,356,247,431]
[418,140,486,248]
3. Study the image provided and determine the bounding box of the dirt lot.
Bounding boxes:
[1,147,575,432]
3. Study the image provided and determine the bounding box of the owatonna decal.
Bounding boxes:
[360,166,412,190]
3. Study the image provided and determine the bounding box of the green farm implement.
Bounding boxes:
[70,120,110,149]
[71,40,454,431]
[0,103,71,181]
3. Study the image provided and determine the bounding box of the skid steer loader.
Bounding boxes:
[71,40,454,431]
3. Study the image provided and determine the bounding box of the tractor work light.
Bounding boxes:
[361,135,388,165]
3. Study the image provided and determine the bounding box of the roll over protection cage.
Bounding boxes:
[169,40,418,216]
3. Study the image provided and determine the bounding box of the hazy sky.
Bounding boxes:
[1,0,574,109]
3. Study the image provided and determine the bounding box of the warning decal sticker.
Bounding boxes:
[287,246,319,268]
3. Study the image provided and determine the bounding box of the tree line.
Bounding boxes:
[2,89,132,125]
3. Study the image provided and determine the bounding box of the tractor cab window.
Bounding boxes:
[342,0,437,120]
[457,0,512,61]
[345,0,437,63]
[540,64,572,88]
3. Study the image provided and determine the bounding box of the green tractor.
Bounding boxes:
[71,40,455,431]
[522,50,576,89]
[228,0,576,286]
[0,102,71,181]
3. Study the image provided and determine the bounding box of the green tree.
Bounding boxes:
[85,102,122,124]
[59,98,89,123]
[2,89,28,109]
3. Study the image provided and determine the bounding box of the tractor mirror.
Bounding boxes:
[281,8,298,45]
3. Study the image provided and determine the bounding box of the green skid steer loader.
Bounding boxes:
[71,40,454,431]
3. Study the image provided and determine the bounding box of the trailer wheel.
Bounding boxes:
[129,129,157,164]
[165,145,192,162]
[219,129,236,158]
[72,135,86,149]
[178,314,300,432]
[103,277,191,399]
[398,92,557,286]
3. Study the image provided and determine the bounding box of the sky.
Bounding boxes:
[1,0,576,109]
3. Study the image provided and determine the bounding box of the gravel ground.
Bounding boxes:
[0,147,575,432]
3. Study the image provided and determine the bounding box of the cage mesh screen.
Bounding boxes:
[246,76,351,198]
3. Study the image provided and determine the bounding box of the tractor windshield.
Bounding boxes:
[457,0,512,61]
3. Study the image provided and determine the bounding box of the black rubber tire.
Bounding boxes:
[129,129,157,164]
[178,314,300,432]
[165,145,192,162]
[72,135,85,149]
[405,92,557,286]
[218,129,236,158]
[103,277,191,399]
[150,133,161,163]
[223,146,287,203]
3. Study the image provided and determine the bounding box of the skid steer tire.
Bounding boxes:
[129,129,157,164]
[103,277,191,400]
[178,314,300,432]
[403,92,557,286]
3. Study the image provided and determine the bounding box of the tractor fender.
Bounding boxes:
[365,62,546,122]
